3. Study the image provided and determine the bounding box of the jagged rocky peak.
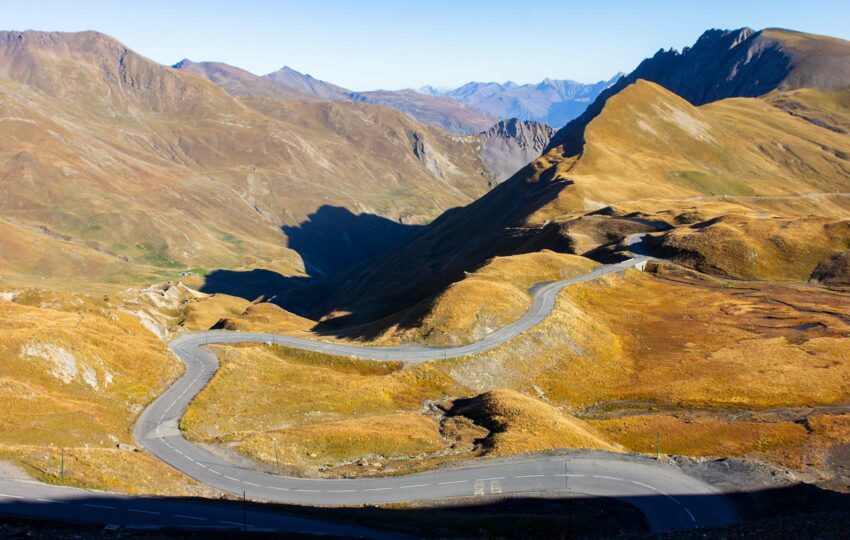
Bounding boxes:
[481,118,556,151]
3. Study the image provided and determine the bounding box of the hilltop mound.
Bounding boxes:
[646,214,850,281]
[447,389,616,455]
[352,251,597,346]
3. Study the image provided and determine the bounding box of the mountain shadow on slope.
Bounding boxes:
[200,206,423,319]
[306,162,581,336]
[281,205,423,278]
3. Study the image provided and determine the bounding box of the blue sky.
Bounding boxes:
[2,1,849,90]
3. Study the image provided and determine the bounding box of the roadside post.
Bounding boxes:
[656,430,660,460]
[273,437,281,475]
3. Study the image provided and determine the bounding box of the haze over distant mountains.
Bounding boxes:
[417,75,623,127]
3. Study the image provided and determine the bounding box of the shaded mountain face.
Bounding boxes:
[438,76,621,127]
[0,30,493,285]
[547,27,850,154]
[313,28,850,331]
[477,119,556,183]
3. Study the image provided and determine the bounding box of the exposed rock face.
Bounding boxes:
[547,27,850,154]
[810,251,850,286]
[410,132,442,178]
[478,119,556,183]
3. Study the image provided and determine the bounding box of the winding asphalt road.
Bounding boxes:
[2,242,738,534]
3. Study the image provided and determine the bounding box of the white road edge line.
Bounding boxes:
[174,514,207,521]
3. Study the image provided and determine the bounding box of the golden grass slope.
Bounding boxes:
[366,251,597,346]
[181,293,315,335]
[0,287,212,495]
[0,289,179,446]
[182,344,466,472]
[444,268,850,410]
[561,80,850,208]
[648,214,850,281]
[449,389,616,455]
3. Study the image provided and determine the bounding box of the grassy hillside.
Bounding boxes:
[342,251,598,346]
[646,214,850,281]
[0,30,493,290]
[0,287,212,495]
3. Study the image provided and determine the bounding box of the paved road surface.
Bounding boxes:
[4,244,738,534]
[0,477,398,538]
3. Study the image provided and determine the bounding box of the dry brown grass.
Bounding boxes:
[181,294,315,334]
[648,214,850,281]
[182,345,467,467]
[375,252,597,346]
[231,413,447,470]
[0,287,215,494]
[450,389,617,455]
[0,446,214,496]
[181,294,253,331]
[0,289,181,447]
[589,414,809,466]
[443,268,850,410]
[526,81,850,225]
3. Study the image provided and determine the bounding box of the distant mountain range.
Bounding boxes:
[175,59,553,183]
[176,61,616,133]
[417,75,623,127]
[261,65,498,134]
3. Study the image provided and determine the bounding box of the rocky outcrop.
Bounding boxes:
[409,131,442,178]
[478,119,556,183]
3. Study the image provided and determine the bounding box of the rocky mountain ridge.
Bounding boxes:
[547,27,850,153]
